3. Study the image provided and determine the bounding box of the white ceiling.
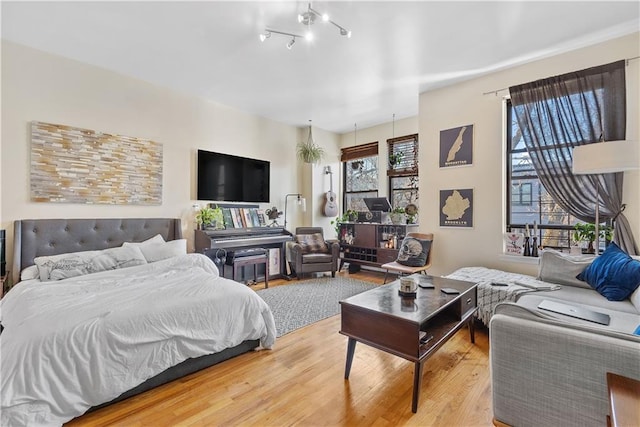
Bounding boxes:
[2,1,639,134]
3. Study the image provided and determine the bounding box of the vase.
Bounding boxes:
[523,236,531,256]
[390,213,406,225]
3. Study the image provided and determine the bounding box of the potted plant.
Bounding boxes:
[390,206,406,225]
[297,140,324,164]
[330,209,358,235]
[389,152,404,168]
[195,206,217,229]
[572,222,613,254]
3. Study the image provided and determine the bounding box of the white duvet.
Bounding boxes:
[0,253,276,426]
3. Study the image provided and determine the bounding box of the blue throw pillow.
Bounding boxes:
[576,242,640,301]
[634,324,640,336]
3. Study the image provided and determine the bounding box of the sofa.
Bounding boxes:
[450,245,640,427]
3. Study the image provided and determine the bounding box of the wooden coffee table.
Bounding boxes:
[339,274,477,413]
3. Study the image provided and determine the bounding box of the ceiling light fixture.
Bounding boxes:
[261,2,351,49]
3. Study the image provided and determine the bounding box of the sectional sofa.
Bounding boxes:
[487,246,640,427]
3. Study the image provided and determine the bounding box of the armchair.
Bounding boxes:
[290,227,340,279]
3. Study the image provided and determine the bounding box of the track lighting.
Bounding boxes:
[261,2,350,49]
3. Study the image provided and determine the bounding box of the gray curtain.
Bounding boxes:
[509,60,638,255]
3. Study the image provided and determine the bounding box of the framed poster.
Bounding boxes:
[31,121,162,204]
[439,189,473,228]
[504,232,524,255]
[268,248,281,277]
[439,124,473,167]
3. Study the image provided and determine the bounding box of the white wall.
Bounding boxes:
[420,32,640,277]
[0,41,325,269]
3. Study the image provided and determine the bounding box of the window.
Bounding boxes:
[387,134,419,210]
[507,100,579,249]
[511,182,532,206]
[341,142,378,212]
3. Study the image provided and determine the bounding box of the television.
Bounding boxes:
[363,197,392,212]
[197,150,270,203]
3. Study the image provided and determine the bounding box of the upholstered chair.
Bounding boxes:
[290,227,340,279]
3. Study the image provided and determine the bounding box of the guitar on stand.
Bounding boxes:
[323,166,339,217]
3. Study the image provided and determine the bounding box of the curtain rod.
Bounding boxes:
[482,55,640,96]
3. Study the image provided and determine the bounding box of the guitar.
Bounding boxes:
[323,166,339,217]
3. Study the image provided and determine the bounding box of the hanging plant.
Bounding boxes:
[297,140,325,164]
[297,120,325,164]
[389,152,404,168]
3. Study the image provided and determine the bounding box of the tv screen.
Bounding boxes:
[197,150,270,203]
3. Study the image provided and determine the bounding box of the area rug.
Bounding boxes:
[257,277,378,337]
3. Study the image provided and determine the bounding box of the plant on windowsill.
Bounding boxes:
[572,222,613,254]
[390,206,406,225]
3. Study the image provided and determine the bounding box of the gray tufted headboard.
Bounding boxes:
[12,218,182,283]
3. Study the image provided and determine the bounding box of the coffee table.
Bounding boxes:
[339,274,478,413]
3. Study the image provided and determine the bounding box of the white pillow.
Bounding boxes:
[34,245,147,281]
[20,265,40,281]
[124,239,187,263]
[124,234,165,247]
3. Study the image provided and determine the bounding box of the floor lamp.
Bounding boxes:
[572,139,639,255]
[284,193,306,231]
[283,193,306,280]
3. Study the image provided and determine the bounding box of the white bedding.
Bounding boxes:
[0,253,276,426]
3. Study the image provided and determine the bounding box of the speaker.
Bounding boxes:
[0,229,5,276]
[357,211,381,223]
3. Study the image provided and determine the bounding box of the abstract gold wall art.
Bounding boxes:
[31,121,163,205]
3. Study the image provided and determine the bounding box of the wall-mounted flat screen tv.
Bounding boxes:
[197,150,270,203]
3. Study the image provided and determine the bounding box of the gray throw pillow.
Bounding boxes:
[34,245,147,281]
[537,249,594,289]
[396,236,431,267]
[295,233,329,254]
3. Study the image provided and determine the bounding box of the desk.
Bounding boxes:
[606,372,640,427]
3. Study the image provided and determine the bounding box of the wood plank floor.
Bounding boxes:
[66,270,493,426]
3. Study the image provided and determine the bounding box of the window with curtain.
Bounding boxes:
[507,100,581,249]
[508,60,636,254]
[387,133,419,209]
[341,142,378,212]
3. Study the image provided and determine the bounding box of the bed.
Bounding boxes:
[1,218,277,426]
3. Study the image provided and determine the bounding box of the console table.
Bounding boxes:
[338,222,418,269]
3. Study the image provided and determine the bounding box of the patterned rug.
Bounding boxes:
[256,277,378,337]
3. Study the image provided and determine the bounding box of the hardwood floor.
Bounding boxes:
[67,269,493,426]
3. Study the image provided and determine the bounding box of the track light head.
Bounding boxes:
[259,31,271,42]
[287,37,296,50]
[340,27,352,38]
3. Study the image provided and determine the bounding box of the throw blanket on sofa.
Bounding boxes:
[445,266,560,325]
